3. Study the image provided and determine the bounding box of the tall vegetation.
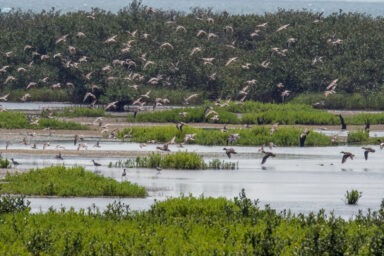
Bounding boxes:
[1,3,384,107]
[1,191,384,254]
[118,125,332,146]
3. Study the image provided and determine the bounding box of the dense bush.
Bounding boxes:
[118,125,332,146]
[2,3,384,106]
[1,191,384,254]
[0,166,146,197]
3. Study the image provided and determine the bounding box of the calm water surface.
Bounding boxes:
[3,142,384,218]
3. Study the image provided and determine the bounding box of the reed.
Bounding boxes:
[52,107,107,117]
[118,125,332,146]
[109,153,238,170]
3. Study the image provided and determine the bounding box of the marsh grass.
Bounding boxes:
[51,107,107,117]
[292,93,384,110]
[345,190,362,205]
[118,125,332,146]
[127,106,239,124]
[0,112,88,130]
[347,130,369,144]
[2,88,75,102]
[0,166,146,197]
[109,153,238,170]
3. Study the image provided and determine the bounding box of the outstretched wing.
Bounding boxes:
[261,154,269,165]
[226,152,231,159]
[342,154,348,164]
[364,151,368,160]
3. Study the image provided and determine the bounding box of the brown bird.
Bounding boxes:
[0,93,10,102]
[223,148,237,159]
[55,34,69,44]
[183,94,198,105]
[362,147,375,160]
[160,42,174,50]
[176,25,187,33]
[104,35,117,44]
[141,90,151,99]
[20,93,31,102]
[276,24,290,32]
[239,86,249,95]
[83,92,96,102]
[190,47,202,56]
[341,152,355,164]
[105,101,118,111]
[156,144,170,151]
[225,57,238,67]
[261,151,276,164]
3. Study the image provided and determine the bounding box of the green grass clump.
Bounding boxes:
[1,191,384,254]
[109,154,238,170]
[345,190,362,205]
[127,107,239,124]
[0,166,146,197]
[0,159,10,168]
[0,112,88,130]
[225,101,315,113]
[241,110,340,125]
[118,125,331,146]
[52,107,107,117]
[347,130,369,144]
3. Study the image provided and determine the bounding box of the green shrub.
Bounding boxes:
[1,191,384,254]
[347,130,369,144]
[1,166,146,197]
[345,190,362,205]
[0,159,10,168]
[0,196,30,214]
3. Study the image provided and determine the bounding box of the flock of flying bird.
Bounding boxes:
[0,9,379,174]
[0,9,343,109]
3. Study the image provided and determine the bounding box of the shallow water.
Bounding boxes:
[3,142,384,218]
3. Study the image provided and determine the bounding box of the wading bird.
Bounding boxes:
[300,129,310,147]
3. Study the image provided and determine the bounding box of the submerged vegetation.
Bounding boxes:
[0,166,146,197]
[1,191,384,254]
[109,152,239,170]
[345,189,362,205]
[118,125,332,146]
[2,3,384,108]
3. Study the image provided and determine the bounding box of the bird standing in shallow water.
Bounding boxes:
[92,160,101,167]
[156,166,162,174]
[11,158,20,166]
[362,147,375,160]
